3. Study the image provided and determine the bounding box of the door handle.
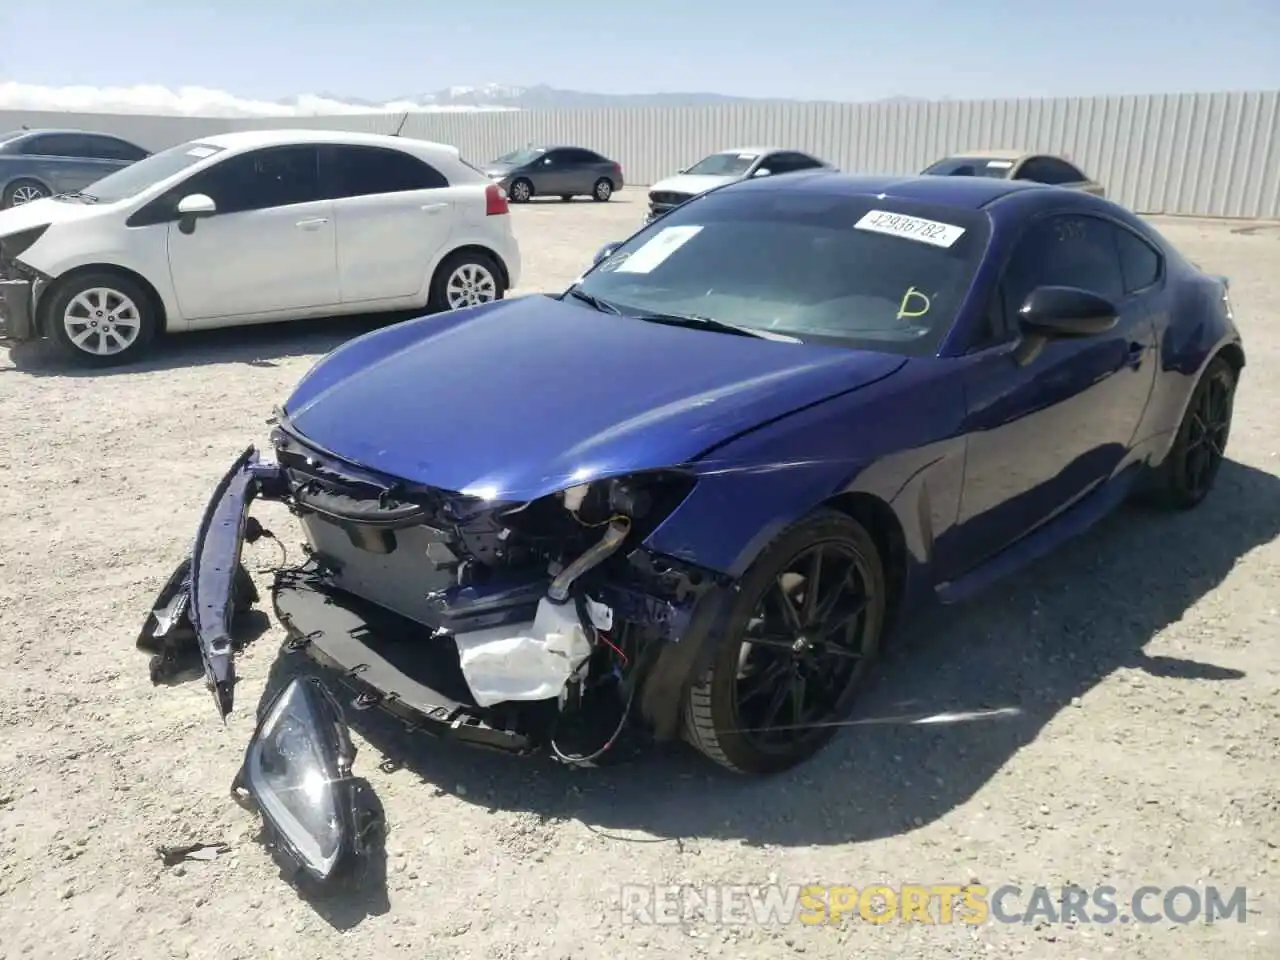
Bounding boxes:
[420,203,448,214]
[295,217,329,229]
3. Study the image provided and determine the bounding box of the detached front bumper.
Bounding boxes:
[138,446,284,717]
[137,444,579,751]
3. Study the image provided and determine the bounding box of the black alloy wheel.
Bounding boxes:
[683,510,886,775]
[1151,356,1236,509]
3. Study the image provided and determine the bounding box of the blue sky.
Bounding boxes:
[3,0,1278,102]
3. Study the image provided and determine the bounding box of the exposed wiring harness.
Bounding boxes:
[549,607,636,766]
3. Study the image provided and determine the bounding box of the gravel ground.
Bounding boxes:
[0,196,1277,960]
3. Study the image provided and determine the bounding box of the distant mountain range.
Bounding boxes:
[293,83,926,112]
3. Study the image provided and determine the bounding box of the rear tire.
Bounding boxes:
[1146,356,1236,509]
[682,509,886,775]
[592,178,613,202]
[44,270,159,367]
[3,178,49,208]
[427,250,506,313]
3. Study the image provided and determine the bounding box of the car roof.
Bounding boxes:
[195,129,459,154]
[3,128,138,139]
[714,146,788,155]
[948,148,1028,161]
[723,169,1050,209]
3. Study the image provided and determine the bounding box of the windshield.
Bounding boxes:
[685,152,759,177]
[921,156,1014,179]
[75,141,226,202]
[493,147,545,166]
[571,190,989,356]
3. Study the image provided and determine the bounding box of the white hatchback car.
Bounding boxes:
[0,129,522,366]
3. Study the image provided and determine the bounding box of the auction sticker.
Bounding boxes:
[854,210,966,248]
[615,225,704,273]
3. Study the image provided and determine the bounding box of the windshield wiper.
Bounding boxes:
[52,191,99,203]
[563,288,622,315]
[633,311,802,342]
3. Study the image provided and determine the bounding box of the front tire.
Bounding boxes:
[427,250,506,313]
[44,271,159,367]
[592,178,613,202]
[1148,356,1237,509]
[682,509,886,775]
[508,178,533,203]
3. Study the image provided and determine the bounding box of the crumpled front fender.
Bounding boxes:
[136,446,284,718]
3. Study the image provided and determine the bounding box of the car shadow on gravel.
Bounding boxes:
[0,312,410,376]
[253,458,1278,860]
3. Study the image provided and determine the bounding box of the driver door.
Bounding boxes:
[532,149,574,195]
[165,145,340,322]
[941,211,1158,577]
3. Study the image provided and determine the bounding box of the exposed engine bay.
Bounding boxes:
[139,418,725,769]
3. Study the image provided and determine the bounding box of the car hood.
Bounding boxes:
[0,196,104,238]
[648,173,740,196]
[283,295,907,502]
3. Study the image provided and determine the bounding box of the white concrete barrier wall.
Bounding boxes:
[2,90,1277,218]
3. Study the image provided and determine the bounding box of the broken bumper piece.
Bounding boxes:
[137,445,283,718]
[0,278,35,340]
[273,568,562,754]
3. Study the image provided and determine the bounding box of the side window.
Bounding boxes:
[998,214,1126,328]
[783,152,824,171]
[561,148,595,165]
[185,146,320,215]
[1018,157,1084,185]
[1114,226,1163,292]
[19,134,89,158]
[322,145,447,199]
[538,149,564,167]
[760,153,795,174]
[85,136,147,162]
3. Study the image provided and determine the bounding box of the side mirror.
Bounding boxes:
[177,193,216,217]
[676,167,688,174]
[1012,285,1118,366]
[752,167,772,177]
[175,193,216,235]
[593,242,621,265]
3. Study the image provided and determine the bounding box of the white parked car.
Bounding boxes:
[0,129,521,366]
[644,147,834,222]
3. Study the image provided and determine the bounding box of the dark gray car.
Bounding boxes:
[482,145,624,203]
[0,129,151,208]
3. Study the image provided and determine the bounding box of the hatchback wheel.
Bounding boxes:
[428,251,505,313]
[683,509,886,775]
[509,178,533,203]
[3,178,49,208]
[592,178,613,202]
[45,271,159,367]
[1149,356,1237,509]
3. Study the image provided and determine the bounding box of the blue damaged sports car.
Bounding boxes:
[138,171,1243,879]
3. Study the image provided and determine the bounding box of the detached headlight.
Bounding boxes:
[237,676,368,885]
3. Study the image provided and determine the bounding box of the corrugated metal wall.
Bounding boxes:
[3,91,1277,217]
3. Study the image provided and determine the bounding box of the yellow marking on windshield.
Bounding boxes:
[896,286,931,321]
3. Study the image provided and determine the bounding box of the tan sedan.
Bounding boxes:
[921,149,1105,197]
